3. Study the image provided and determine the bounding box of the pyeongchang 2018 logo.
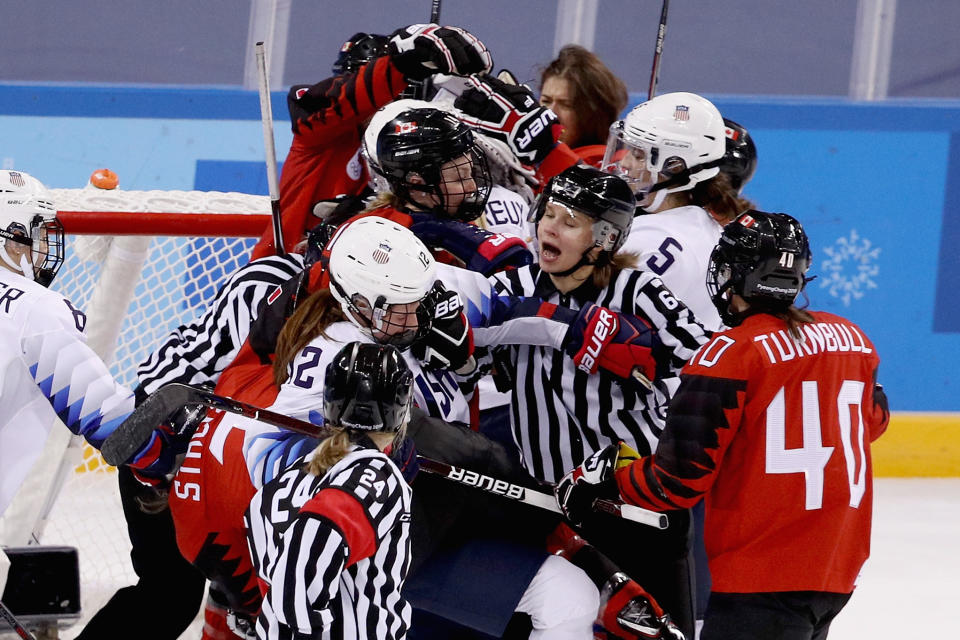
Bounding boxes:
[819,229,880,306]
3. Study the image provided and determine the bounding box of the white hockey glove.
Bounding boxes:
[454,74,561,165]
[555,442,640,527]
[388,24,493,80]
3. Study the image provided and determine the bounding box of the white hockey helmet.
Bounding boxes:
[0,170,64,286]
[326,216,437,348]
[601,92,725,211]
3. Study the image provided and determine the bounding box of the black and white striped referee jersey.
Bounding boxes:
[245,444,413,640]
[489,264,710,483]
[136,253,304,394]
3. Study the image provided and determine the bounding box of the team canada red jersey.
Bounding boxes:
[616,311,889,594]
[250,57,407,259]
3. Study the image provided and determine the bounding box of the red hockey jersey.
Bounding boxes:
[616,311,889,594]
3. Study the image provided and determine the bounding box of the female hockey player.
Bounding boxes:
[0,168,181,585]
[539,44,628,161]
[557,210,890,640]
[483,164,712,639]
[601,91,746,331]
[167,215,657,636]
[244,341,417,640]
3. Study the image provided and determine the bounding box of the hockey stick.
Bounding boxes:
[100,384,667,529]
[0,600,36,640]
[429,0,442,23]
[100,383,335,466]
[255,41,286,256]
[647,0,670,100]
[417,457,667,530]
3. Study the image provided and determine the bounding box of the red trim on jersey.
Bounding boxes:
[536,301,559,318]
[300,488,377,568]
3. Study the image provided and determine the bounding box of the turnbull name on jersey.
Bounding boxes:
[753,320,873,365]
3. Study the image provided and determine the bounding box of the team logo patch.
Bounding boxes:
[673,105,690,121]
[724,126,739,141]
[372,242,392,264]
[395,121,418,134]
[294,87,308,100]
[739,213,756,227]
[8,171,25,187]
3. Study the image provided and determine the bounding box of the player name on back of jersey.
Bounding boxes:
[753,320,872,365]
[0,282,26,314]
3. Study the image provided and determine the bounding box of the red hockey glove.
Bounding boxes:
[388,24,493,80]
[412,282,476,374]
[455,74,562,165]
[564,303,657,389]
[598,573,685,640]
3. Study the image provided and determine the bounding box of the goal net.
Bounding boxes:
[0,185,273,638]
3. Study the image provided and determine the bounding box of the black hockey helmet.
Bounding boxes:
[363,100,492,222]
[707,210,811,325]
[530,164,636,256]
[720,118,757,195]
[331,32,389,75]
[323,342,414,433]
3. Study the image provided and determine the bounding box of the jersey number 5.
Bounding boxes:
[765,380,867,511]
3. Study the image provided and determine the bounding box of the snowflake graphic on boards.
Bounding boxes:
[818,229,880,306]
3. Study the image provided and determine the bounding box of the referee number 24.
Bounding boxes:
[765,380,867,511]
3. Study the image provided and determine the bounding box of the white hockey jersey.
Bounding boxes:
[620,205,725,331]
[0,269,135,516]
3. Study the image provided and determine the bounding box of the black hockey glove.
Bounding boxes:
[412,282,476,374]
[555,443,635,527]
[388,24,493,80]
[598,573,685,640]
[563,303,657,389]
[455,74,561,165]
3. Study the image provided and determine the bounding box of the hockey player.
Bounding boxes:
[0,169,178,516]
[600,92,734,332]
[249,24,494,259]
[485,165,712,639]
[539,44,629,163]
[557,211,890,640]
[244,341,416,640]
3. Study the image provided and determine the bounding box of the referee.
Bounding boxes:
[77,250,304,640]
[487,166,710,639]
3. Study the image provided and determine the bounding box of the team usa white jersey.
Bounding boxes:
[270,321,471,427]
[0,269,135,515]
[245,445,413,640]
[620,205,724,331]
[480,185,533,249]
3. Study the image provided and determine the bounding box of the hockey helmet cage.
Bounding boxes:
[323,341,413,433]
[0,170,64,287]
[707,210,811,325]
[720,118,757,194]
[530,165,636,255]
[601,92,725,206]
[326,216,437,348]
[331,32,389,76]
[362,100,491,222]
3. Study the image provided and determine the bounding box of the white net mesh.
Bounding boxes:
[11,187,272,638]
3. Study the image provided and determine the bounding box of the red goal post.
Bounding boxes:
[0,186,275,635]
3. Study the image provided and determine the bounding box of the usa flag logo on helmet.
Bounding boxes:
[674,105,690,122]
[9,172,25,187]
[372,242,392,264]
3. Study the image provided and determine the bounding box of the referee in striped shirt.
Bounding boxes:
[245,342,414,640]
[80,249,304,639]
[486,166,710,639]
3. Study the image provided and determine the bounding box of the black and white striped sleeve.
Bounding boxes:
[136,253,304,394]
[630,271,711,375]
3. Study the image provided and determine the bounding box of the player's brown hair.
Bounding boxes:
[540,45,628,147]
[273,288,345,386]
[690,172,756,224]
[591,251,639,289]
